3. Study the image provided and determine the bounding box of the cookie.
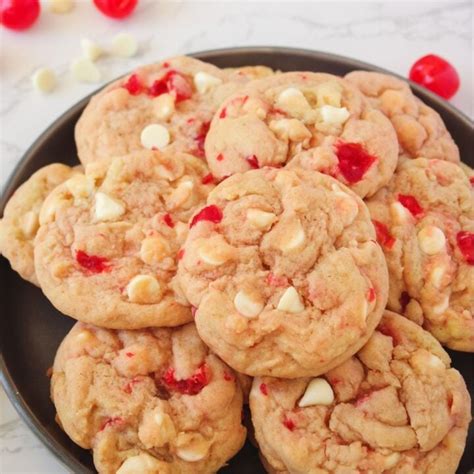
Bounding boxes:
[204,72,399,198]
[34,149,213,329]
[177,167,388,377]
[75,56,272,166]
[51,322,246,474]
[0,163,79,285]
[367,158,473,351]
[250,311,471,474]
[345,71,460,163]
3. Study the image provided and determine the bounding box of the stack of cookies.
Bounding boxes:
[0,55,472,474]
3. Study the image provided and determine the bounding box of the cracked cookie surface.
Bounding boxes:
[345,71,460,164]
[34,150,213,329]
[250,311,471,474]
[51,322,246,474]
[205,72,398,198]
[177,167,388,377]
[367,158,473,351]
[0,163,79,285]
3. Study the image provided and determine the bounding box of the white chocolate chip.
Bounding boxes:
[71,58,101,83]
[32,68,57,93]
[81,38,103,62]
[198,238,235,266]
[66,174,92,200]
[174,221,188,242]
[246,209,277,230]
[94,192,125,222]
[19,211,39,238]
[277,286,305,313]
[383,452,401,469]
[117,453,163,474]
[140,124,170,150]
[48,0,74,13]
[429,265,446,288]
[175,433,211,462]
[168,179,194,209]
[194,71,223,94]
[126,275,162,304]
[432,295,449,315]
[278,219,305,252]
[269,119,312,141]
[390,201,411,224]
[417,226,446,255]
[111,33,138,58]
[298,378,334,407]
[332,186,359,225]
[153,93,175,120]
[39,192,71,224]
[428,354,445,370]
[140,236,170,265]
[316,81,343,107]
[153,411,176,444]
[75,330,92,343]
[318,105,350,125]
[275,87,312,119]
[234,290,264,318]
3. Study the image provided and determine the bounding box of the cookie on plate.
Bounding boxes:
[0,163,79,285]
[75,56,272,166]
[34,149,213,329]
[51,322,246,474]
[177,167,388,377]
[345,71,460,163]
[367,158,473,351]
[205,72,399,198]
[250,311,471,474]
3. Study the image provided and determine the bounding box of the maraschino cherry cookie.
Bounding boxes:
[250,311,471,474]
[204,71,399,198]
[0,163,79,286]
[75,56,272,166]
[177,167,389,378]
[51,322,246,474]
[34,149,214,329]
[345,71,460,164]
[367,158,473,351]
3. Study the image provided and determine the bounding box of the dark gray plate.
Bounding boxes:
[1,47,473,474]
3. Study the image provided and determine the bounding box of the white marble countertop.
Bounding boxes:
[0,1,472,472]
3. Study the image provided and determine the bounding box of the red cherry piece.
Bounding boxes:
[123,74,142,95]
[201,173,215,185]
[162,364,209,395]
[246,155,260,169]
[76,250,109,273]
[190,205,223,228]
[469,177,474,187]
[1,0,40,31]
[409,54,460,100]
[266,273,289,287]
[163,213,174,228]
[372,220,396,250]
[149,70,192,102]
[177,248,185,260]
[282,416,295,431]
[398,194,424,218]
[216,153,224,162]
[93,0,137,19]
[99,417,124,431]
[123,377,142,394]
[399,291,410,312]
[259,383,268,396]
[378,324,401,346]
[335,142,377,184]
[194,121,210,157]
[223,372,234,382]
[219,107,227,119]
[456,231,474,265]
[125,352,134,358]
[367,287,376,302]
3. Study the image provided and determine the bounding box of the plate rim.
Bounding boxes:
[1,46,473,474]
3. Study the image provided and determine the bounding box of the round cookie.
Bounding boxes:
[0,163,79,285]
[367,158,473,351]
[51,322,246,474]
[75,56,272,166]
[204,72,399,198]
[177,167,389,377]
[345,71,460,163]
[250,311,471,474]
[34,149,213,329]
